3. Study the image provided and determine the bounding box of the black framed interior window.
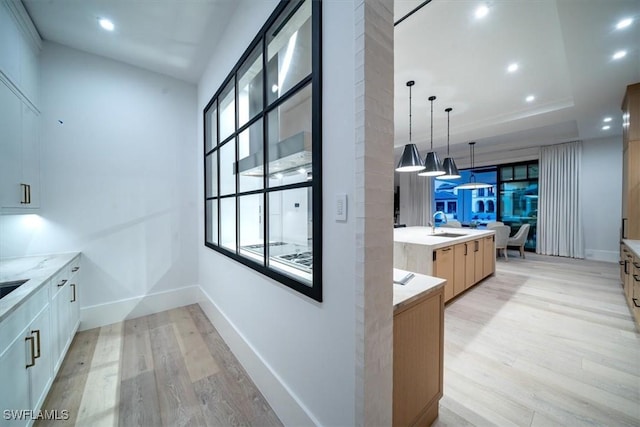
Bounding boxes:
[203,0,322,302]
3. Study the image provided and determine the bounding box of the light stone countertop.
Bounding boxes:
[393,268,445,313]
[0,252,80,321]
[394,226,496,250]
[623,239,640,259]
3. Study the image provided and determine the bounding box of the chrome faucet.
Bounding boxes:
[432,211,448,233]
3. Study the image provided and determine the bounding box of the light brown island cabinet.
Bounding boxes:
[453,243,466,296]
[463,241,475,290]
[482,235,496,278]
[620,242,640,327]
[621,83,640,240]
[393,283,444,427]
[473,238,484,283]
[433,247,454,301]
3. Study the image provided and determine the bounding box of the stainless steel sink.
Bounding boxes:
[433,232,466,238]
[0,279,28,299]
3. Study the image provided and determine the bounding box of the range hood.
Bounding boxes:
[236,131,311,177]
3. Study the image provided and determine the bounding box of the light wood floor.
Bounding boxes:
[37,304,282,427]
[39,253,640,427]
[434,251,640,427]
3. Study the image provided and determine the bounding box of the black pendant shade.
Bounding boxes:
[440,107,461,179]
[418,95,445,177]
[396,143,425,172]
[396,80,426,172]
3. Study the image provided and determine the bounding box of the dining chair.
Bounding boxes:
[486,221,504,229]
[507,223,531,258]
[494,225,510,260]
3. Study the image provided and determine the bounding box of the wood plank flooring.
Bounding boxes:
[434,252,640,427]
[39,253,639,426]
[36,305,282,427]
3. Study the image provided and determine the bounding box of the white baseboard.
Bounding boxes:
[79,285,201,330]
[584,249,619,263]
[197,290,318,427]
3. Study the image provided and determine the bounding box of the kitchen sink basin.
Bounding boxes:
[433,232,466,238]
[0,279,28,299]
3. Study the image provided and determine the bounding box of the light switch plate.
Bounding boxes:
[335,193,347,221]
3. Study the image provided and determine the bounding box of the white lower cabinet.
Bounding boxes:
[0,255,80,426]
[0,305,52,427]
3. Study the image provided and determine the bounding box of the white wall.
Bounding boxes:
[581,136,622,262]
[197,1,357,425]
[0,42,198,314]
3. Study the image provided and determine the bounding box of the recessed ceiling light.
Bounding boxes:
[616,18,633,30]
[507,63,519,73]
[475,4,489,19]
[613,50,627,60]
[98,18,114,31]
[525,95,535,102]
[602,125,611,130]
[603,117,612,122]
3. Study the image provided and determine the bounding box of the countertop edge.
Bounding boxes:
[622,239,640,259]
[0,252,81,322]
[393,268,446,313]
[394,227,496,251]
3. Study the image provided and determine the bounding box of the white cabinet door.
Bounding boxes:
[0,3,21,85]
[20,103,40,209]
[51,284,68,374]
[69,280,80,335]
[28,305,52,413]
[0,325,31,427]
[0,80,23,208]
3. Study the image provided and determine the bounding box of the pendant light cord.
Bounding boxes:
[409,85,412,142]
[429,97,435,150]
[446,107,452,156]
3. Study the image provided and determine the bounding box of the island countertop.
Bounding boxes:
[394,226,495,250]
[393,268,445,312]
[0,252,80,321]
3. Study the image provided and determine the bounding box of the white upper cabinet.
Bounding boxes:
[0,0,42,212]
[0,0,41,106]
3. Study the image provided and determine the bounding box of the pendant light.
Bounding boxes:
[418,95,445,176]
[396,81,425,172]
[440,107,461,179]
[455,142,492,190]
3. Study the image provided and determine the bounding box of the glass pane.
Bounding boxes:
[267,84,312,187]
[268,187,312,285]
[499,180,538,250]
[205,199,218,245]
[238,194,265,264]
[500,166,513,181]
[205,152,218,198]
[220,197,236,251]
[514,164,527,180]
[238,119,264,192]
[238,45,264,128]
[205,101,217,152]
[528,163,539,178]
[267,0,312,103]
[219,80,235,142]
[219,140,236,196]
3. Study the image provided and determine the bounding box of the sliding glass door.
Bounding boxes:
[498,161,538,250]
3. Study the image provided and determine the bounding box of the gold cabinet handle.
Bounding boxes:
[20,183,28,204]
[31,329,41,359]
[25,336,36,368]
[27,184,31,204]
[70,284,77,302]
[71,266,80,272]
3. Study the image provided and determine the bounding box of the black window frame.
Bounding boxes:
[203,0,323,302]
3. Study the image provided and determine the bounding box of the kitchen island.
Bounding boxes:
[393,268,445,427]
[394,227,496,302]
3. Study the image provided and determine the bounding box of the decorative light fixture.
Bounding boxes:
[396,81,425,172]
[455,142,492,190]
[418,96,445,177]
[440,107,461,179]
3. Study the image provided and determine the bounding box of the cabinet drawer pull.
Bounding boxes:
[634,262,640,269]
[71,284,77,302]
[442,247,451,252]
[58,279,67,287]
[622,218,628,239]
[71,266,80,272]
[634,298,640,308]
[32,329,41,359]
[633,274,640,282]
[25,336,36,368]
[464,243,468,256]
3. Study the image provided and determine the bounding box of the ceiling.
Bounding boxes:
[22,0,239,83]
[394,0,640,164]
[21,0,640,161]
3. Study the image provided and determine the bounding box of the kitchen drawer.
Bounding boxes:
[0,282,49,356]
[68,255,81,277]
[50,267,70,296]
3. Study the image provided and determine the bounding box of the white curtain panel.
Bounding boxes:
[537,141,584,258]
[398,172,433,226]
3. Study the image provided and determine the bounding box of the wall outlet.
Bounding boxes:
[335,194,347,222]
